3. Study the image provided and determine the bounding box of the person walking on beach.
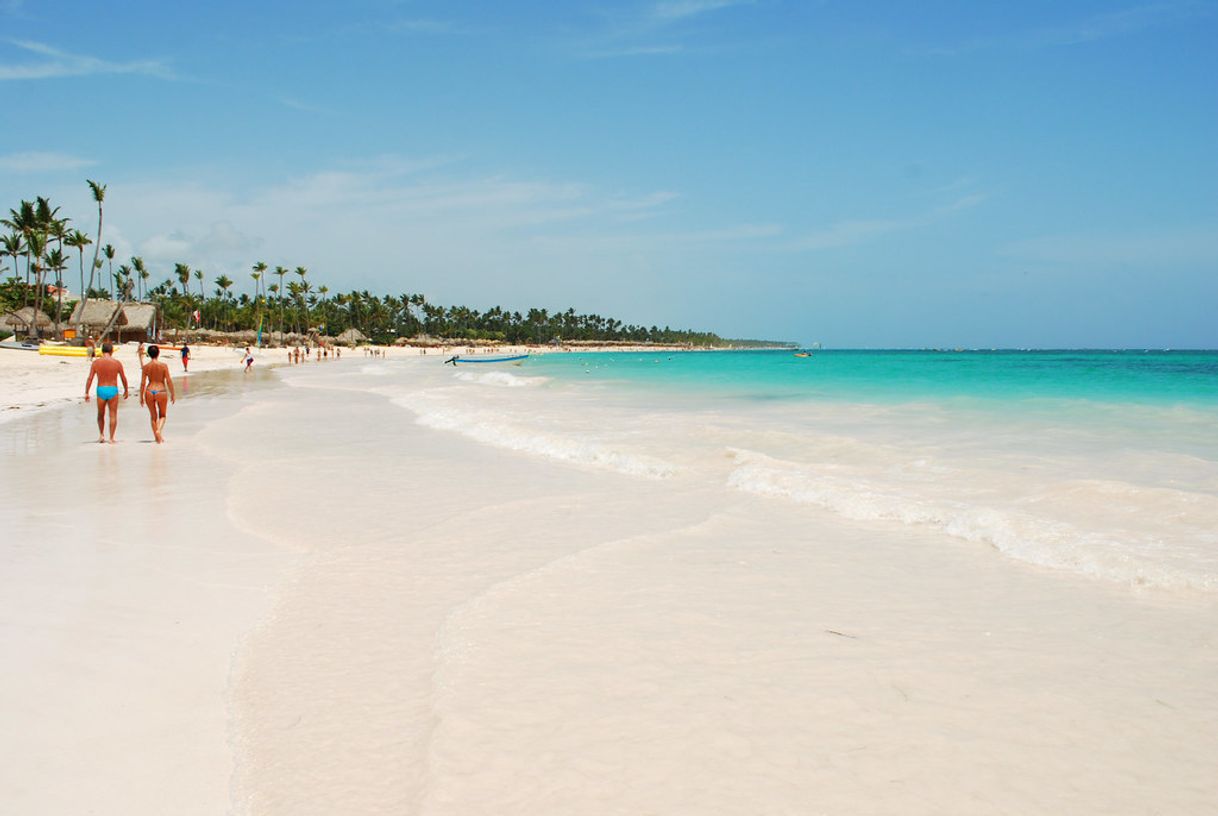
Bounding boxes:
[180,343,191,372]
[139,344,176,444]
[137,341,146,370]
[85,335,96,359]
[84,341,129,443]
[243,345,254,373]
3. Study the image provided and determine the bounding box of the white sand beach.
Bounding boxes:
[1,355,1215,815]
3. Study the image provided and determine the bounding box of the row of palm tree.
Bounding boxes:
[3,181,734,347]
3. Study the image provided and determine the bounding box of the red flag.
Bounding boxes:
[192,309,201,323]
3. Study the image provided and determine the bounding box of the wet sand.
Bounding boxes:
[2,359,1215,815]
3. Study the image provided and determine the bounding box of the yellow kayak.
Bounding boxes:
[39,345,90,357]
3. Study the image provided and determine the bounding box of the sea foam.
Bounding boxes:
[453,370,550,388]
[727,449,1217,592]
[392,392,677,479]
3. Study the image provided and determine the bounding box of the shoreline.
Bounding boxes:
[2,355,1214,814]
[0,340,774,425]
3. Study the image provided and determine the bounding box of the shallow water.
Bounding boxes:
[399,351,1218,592]
[5,356,1216,815]
[221,357,1217,814]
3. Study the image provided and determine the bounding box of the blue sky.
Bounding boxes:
[1,0,1215,347]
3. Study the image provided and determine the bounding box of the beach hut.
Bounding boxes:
[70,300,127,339]
[0,306,53,337]
[117,303,158,343]
[336,328,367,346]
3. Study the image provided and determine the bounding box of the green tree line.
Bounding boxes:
[3,183,739,347]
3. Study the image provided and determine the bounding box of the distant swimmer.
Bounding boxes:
[84,341,129,443]
[139,344,176,444]
[443,355,460,366]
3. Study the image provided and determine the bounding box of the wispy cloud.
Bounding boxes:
[584,44,684,58]
[575,0,757,58]
[1003,226,1218,266]
[652,0,755,22]
[1030,2,1203,47]
[789,193,986,251]
[912,2,1206,56]
[0,40,173,81]
[278,97,335,116]
[0,151,95,172]
[385,18,455,34]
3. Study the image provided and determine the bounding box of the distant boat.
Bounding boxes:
[793,352,812,358]
[444,354,529,366]
[0,340,39,352]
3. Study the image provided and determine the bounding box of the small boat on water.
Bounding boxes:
[444,354,529,366]
[793,352,812,358]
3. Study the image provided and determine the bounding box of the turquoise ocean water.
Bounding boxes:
[390,349,1217,592]
[525,349,1218,406]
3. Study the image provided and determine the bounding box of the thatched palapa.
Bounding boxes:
[0,307,53,335]
[335,328,368,346]
[117,303,158,343]
[70,300,127,336]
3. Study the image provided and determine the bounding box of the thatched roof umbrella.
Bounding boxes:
[1,307,54,336]
[69,300,126,339]
[118,303,158,342]
[336,328,368,346]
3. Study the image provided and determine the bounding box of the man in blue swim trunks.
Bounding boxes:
[84,341,129,443]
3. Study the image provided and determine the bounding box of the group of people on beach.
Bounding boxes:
[287,345,339,364]
[84,342,176,444]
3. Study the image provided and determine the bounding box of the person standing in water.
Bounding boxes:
[84,341,129,443]
[139,345,176,443]
[180,342,191,372]
[242,345,254,373]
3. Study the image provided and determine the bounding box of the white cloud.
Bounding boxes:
[584,44,684,58]
[652,0,754,21]
[0,40,172,81]
[29,159,697,313]
[1003,226,1218,266]
[386,18,454,34]
[278,97,335,115]
[789,194,986,251]
[141,221,262,265]
[0,151,95,172]
[912,2,1205,56]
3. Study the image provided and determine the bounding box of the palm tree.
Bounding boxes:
[25,231,47,335]
[214,274,234,330]
[175,263,191,299]
[194,268,205,301]
[64,230,91,304]
[130,256,146,301]
[75,180,106,334]
[252,261,267,300]
[44,247,69,334]
[1,233,24,294]
[1,201,36,309]
[116,264,133,302]
[102,244,116,298]
[274,266,288,342]
[293,267,308,333]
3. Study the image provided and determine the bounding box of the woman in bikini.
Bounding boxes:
[139,344,176,443]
